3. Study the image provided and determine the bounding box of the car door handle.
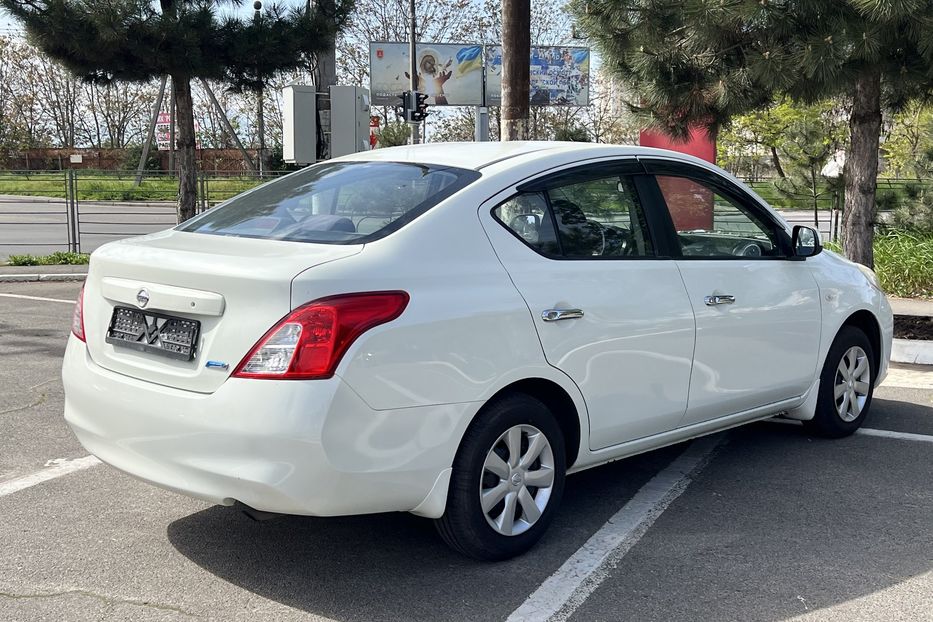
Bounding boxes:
[541,308,585,322]
[704,295,736,306]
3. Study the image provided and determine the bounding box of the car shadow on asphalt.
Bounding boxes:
[167,409,932,622]
[166,444,684,622]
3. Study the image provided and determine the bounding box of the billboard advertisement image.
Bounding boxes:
[485,46,590,106]
[369,42,485,106]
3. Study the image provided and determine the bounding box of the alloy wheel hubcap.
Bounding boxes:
[480,424,555,536]
[834,346,871,423]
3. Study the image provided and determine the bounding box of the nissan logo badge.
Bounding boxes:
[136,288,150,308]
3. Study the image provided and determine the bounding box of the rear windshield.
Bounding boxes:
[178,161,480,244]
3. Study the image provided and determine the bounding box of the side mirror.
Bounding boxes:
[792,225,822,259]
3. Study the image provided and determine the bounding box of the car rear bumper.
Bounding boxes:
[62,337,470,517]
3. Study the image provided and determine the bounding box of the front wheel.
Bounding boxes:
[435,393,566,561]
[805,325,876,438]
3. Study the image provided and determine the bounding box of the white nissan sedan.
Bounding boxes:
[63,142,893,560]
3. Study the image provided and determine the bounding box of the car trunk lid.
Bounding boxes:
[82,230,361,393]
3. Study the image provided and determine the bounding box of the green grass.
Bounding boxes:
[873,230,933,298]
[0,171,268,202]
[827,230,933,298]
[7,251,90,266]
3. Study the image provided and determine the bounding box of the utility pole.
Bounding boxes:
[408,0,420,144]
[312,0,337,161]
[254,0,268,176]
[501,0,530,141]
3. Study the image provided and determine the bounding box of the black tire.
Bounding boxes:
[435,393,566,561]
[804,325,876,438]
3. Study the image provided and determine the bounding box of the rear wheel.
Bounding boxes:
[805,326,876,438]
[435,393,566,561]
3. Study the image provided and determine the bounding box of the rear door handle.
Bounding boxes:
[542,308,584,322]
[704,295,736,306]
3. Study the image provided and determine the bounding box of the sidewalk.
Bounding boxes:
[0,264,88,282]
[889,297,933,317]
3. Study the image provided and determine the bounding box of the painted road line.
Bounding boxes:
[0,456,101,498]
[768,419,933,443]
[857,428,933,443]
[506,435,723,622]
[0,292,75,304]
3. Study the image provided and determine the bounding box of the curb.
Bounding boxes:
[891,338,933,366]
[0,273,87,283]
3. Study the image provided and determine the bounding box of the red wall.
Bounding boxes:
[639,127,716,164]
[640,128,717,230]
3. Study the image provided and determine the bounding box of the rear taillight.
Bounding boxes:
[72,284,86,342]
[233,291,409,380]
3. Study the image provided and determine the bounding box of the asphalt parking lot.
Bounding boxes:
[1,280,931,622]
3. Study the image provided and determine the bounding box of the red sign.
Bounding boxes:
[376,48,384,59]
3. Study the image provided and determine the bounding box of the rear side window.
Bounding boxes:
[179,161,479,244]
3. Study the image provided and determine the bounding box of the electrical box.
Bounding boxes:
[330,86,371,158]
[282,85,317,165]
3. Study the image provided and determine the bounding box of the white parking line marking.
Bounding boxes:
[0,292,75,304]
[0,456,101,498]
[857,428,933,443]
[768,419,933,443]
[506,435,723,622]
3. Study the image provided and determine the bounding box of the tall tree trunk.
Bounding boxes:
[843,68,882,268]
[172,75,198,223]
[501,0,529,141]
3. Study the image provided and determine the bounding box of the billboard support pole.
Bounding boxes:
[408,0,420,144]
[475,107,489,142]
[475,56,489,142]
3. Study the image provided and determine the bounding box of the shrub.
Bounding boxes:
[6,252,90,266]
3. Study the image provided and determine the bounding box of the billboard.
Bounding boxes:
[485,46,590,107]
[369,42,485,106]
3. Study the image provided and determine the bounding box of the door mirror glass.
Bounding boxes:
[792,225,822,258]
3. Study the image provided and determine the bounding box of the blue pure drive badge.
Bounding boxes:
[205,361,229,370]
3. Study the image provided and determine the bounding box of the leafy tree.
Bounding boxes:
[572,0,933,268]
[770,101,847,226]
[2,0,352,221]
[883,102,933,179]
[554,123,589,142]
[376,122,411,147]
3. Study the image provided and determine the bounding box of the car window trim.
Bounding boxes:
[637,158,794,259]
[177,161,481,246]
[493,159,675,261]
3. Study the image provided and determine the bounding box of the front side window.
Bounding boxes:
[179,161,479,244]
[655,175,785,258]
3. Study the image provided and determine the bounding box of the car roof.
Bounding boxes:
[335,141,699,171]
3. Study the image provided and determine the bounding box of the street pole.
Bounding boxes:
[408,0,420,144]
[255,1,267,176]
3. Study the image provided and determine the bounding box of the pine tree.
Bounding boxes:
[572,0,933,267]
[2,0,353,222]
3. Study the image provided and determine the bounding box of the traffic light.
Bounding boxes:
[410,92,429,122]
[396,91,412,122]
